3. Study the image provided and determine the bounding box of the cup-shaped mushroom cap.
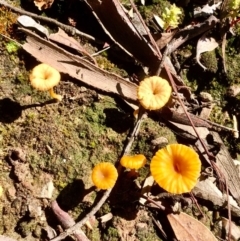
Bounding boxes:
[91,162,118,190]
[120,154,146,170]
[137,76,172,110]
[150,144,201,194]
[29,63,61,91]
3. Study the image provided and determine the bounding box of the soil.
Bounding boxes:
[0,0,240,241]
[0,16,176,241]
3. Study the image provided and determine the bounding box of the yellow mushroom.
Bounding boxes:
[29,63,62,101]
[120,154,146,170]
[120,154,146,178]
[150,144,201,194]
[91,162,118,190]
[137,76,172,110]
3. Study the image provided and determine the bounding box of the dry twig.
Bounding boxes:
[0,0,104,44]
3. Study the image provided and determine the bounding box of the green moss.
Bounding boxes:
[87,227,101,241]
[225,53,240,84]
[96,55,128,77]
[201,51,218,74]
[5,41,19,54]
[103,227,120,241]
[136,227,162,241]
[132,118,176,159]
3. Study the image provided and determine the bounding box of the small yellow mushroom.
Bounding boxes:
[29,63,62,101]
[91,162,118,190]
[137,76,172,110]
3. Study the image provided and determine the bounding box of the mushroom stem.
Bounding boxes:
[127,169,139,178]
[49,88,62,101]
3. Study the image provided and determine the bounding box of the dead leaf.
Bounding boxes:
[167,212,217,241]
[153,31,177,50]
[196,35,218,70]
[33,0,54,10]
[153,14,165,30]
[99,213,113,223]
[222,33,227,72]
[139,175,154,205]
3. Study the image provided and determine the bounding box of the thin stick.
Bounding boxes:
[128,0,161,58]
[0,0,104,44]
[50,189,112,241]
[0,33,22,46]
[164,65,215,163]
[50,108,146,241]
[122,106,146,155]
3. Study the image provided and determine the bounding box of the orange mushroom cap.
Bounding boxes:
[137,76,172,110]
[91,162,118,190]
[120,154,146,170]
[150,144,201,194]
[30,63,61,91]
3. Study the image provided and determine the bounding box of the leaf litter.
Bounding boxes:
[0,0,239,240]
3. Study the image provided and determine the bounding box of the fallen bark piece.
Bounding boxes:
[21,28,138,104]
[49,28,97,65]
[218,217,240,241]
[210,131,240,206]
[193,178,240,217]
[84,0,160,68]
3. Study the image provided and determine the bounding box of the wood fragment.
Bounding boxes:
[51,200,90,241]
[21,28,138,103]
[210,132,240,206]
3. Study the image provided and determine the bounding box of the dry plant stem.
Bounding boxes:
[151,215,168,240]
[156,45,169,76]
[197,115,237,132]
[164,65,215,164]
[189,192,205,218]
[50,189,112,241]
[0,0,104,44]
[145,196,166,211]
[129,0,161,58]
[50,108,146,241]
[164,65,232,238]
[0,33,22,46]
[122,106,145,155]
